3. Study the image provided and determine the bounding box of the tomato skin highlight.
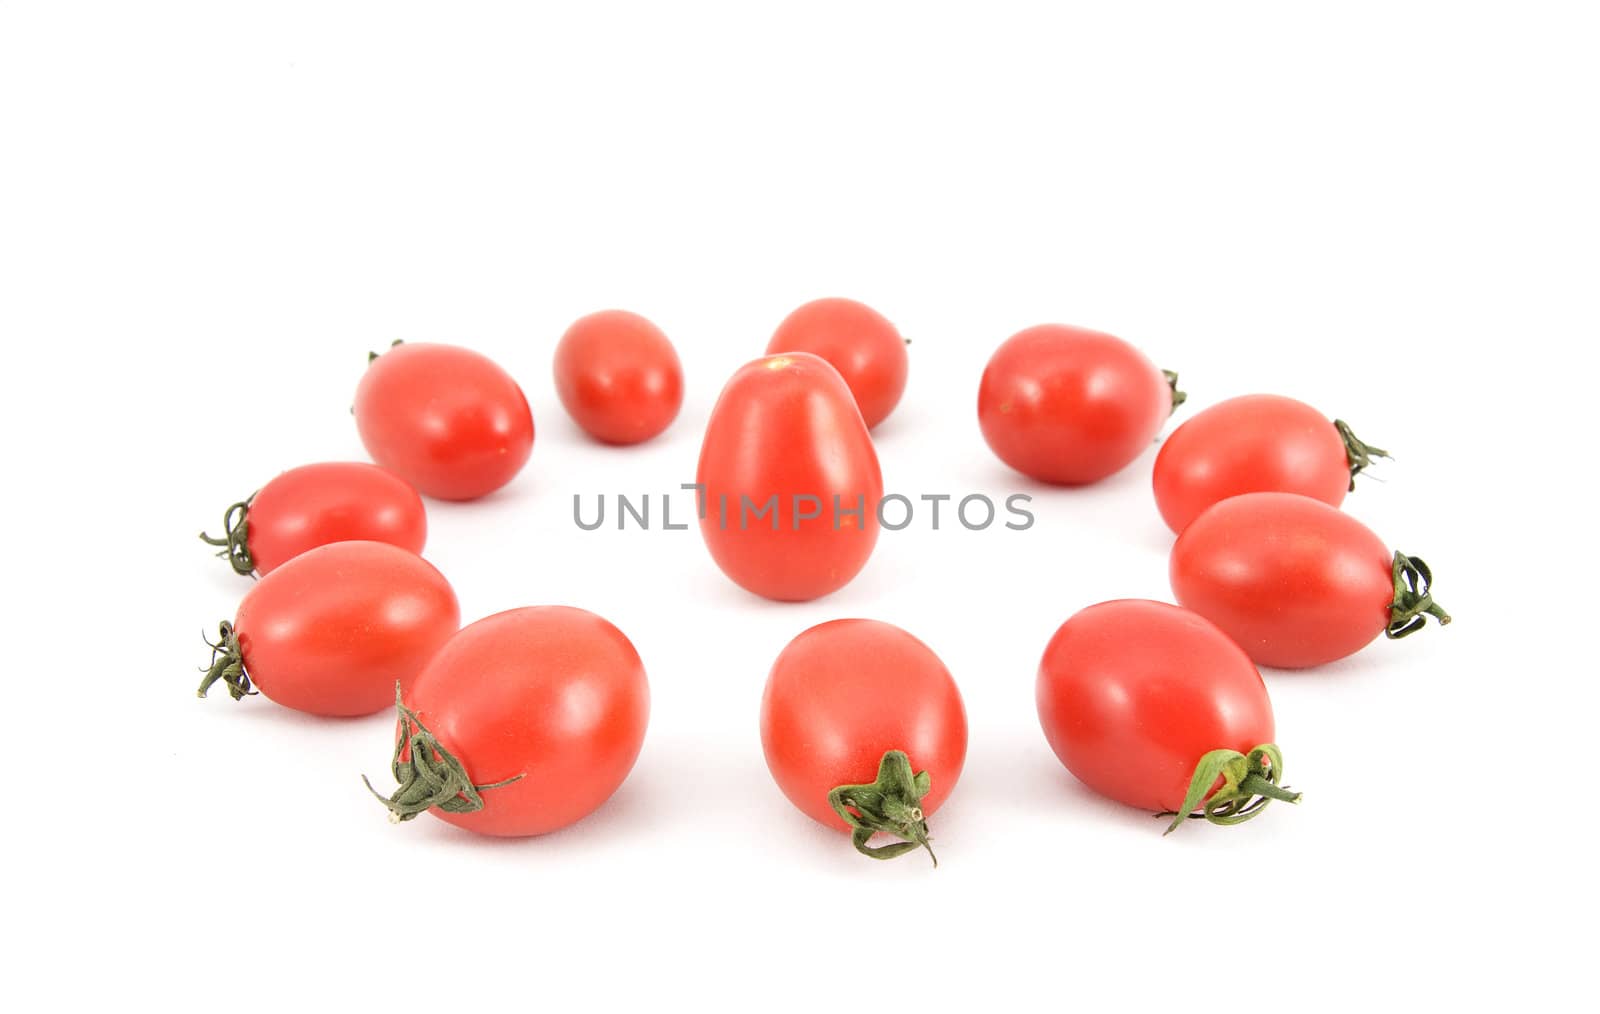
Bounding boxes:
[246,462,426,574]
[554,310,684,445]
[696,353,882,602]
[1036,600,1274,813]
[978,324,1175,485]
[404,606,650,838]
[761,619,967,831]
[353,342,535,501]
[765,298,908,430]
[1170,492,1394,668]
[233,541,460,717]
[1152,395,1350,534]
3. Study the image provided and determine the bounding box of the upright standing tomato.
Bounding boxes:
[365,606,650,838]
[761,619,967,864]
[199,461,427,576]
[1036,599,1298,833]
[697,353,882,601]
[196,540,460,717]
[1171,492,1450,668]
[1152,394,1389,533]
[978,324,1183,484]
[354,342,534,501]
[766,297,908,430]
[554,309,684,445]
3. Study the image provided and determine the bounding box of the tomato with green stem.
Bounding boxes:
[760,619,967,865]
[365,606,650,838]
[355,342,534,501]
[1036,599,1299,833]
[1170,492,1450,668]
[1152,394,1389,534]
[978,324,1184,485]
[196,540,459,717]
[766,297,908,430]
[199,461,426,576]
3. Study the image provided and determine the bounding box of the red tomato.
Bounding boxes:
[199,461,426,576]
[1036,599,1297,832]
[553,310,684,445]
[354,342,534,501]
[978,324,1181,484]
[1170,492,1450,668]
[365,606,650,838]
[1152,394,1388,533]
[697,353,882,601]
[197,541,459,717]
[765,298,908,429]
[761,619,967,863]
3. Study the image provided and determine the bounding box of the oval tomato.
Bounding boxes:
[554,309,684,445]
[199,461,426,576]
[1036,599,1297,832]
[765,297,908,430]
[1170,492,1450,668]
[760,619,966,864]
[697,353,882,601]
[365,606,650,838]
[197,540,459,717]
[978,324,1181,484]
[354,342,534,501]
[1152,394,1388,533]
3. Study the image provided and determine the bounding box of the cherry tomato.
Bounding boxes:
[978,324,1181,485]
[199,461,426,576]
[1036,599,1297,832]
[1170,492,1450,668]
[1152,394,1389,533]
[761,619,967,864]
[765,298,908,429]
[697,353,882,601]
[354,342,534,501]
[365,606,650,838]
[197,541,460,717]
[554,310,684,445]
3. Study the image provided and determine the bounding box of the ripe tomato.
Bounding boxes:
[354,342,534,501]
[365,606,650,838]
[1036,599,1298,832]
[1170,492,1451,668]
[697,353,882,601]
[978,324,1182,485]
[1152,394,1389,533]
[553,310,684,445]
[197,541,459,717]
[765,297,908,430]
[199,461,426,576]
[760,619,967,864]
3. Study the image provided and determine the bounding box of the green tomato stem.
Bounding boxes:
[1387,552,1451,638]
[828,750,939,867]
[198,497,255,576]
[361,684,523,823]
[1161,744,1300,835]
[1334,419,1390,491]
[196,621,254,700]
[1163,369,1187,414]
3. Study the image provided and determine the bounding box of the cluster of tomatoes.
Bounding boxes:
[198,298,1449,862]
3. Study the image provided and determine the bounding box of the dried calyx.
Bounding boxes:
[198,497,255,576]
[829,750,939,867]
[1161,744,1300,835]
[1334,419,1390,491]
[362,685,523,822]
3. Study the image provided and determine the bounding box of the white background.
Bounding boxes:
[3,2,1595,1010]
